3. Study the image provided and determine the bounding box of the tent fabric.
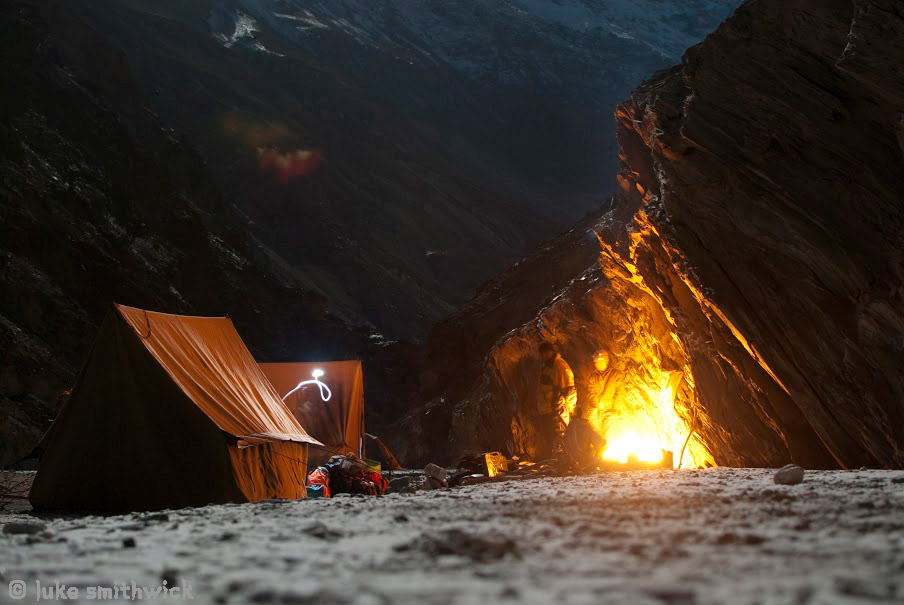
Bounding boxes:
[259,361,364,467]
[30,305,315,513]
[229,440,308,501]
[117,305,319,446]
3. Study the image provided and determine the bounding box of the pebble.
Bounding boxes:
[774,464,805,485]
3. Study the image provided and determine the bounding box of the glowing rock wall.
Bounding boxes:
[485,258,716,468]
[612,0,904,468]
[480,222,832,469]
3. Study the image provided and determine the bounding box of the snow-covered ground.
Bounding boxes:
[2,468,903,604]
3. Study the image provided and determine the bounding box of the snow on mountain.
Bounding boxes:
[229,0,740,78]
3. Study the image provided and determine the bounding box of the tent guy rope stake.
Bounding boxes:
[281,368,332,402]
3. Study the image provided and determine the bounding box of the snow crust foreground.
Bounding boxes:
[1,469,903,604]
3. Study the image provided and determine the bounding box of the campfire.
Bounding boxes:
[590,372,713,469]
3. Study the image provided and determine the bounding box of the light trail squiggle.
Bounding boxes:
[281,369,332,402]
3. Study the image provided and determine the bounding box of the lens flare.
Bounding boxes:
[257,147,323,183]
[218,112,324,182]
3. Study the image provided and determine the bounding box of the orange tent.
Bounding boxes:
[259,361,364,468]
[30,305,321,512]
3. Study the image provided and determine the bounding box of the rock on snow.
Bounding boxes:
[774,464,806,485]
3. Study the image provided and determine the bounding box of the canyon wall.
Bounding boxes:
[396,0,904,469]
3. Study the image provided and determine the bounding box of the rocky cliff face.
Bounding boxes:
[398,0,904,469]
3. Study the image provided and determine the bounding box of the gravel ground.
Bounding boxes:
[1,468,903,605]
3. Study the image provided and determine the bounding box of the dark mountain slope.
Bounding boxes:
[224,0,741,213]
[61,0,741,337]
[0,0,368,466]
[66,0,552,338]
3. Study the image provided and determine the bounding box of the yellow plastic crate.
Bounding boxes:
[484,452,508,477]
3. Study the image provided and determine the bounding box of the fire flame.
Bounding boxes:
[602,431,664,464]
[591,379,712,468]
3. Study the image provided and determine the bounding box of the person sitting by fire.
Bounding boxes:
[587,347,620,424]
[536,342,577,459]
[563,348,617,469]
